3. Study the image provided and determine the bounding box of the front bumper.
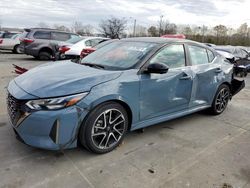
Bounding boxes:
[7,81,88,150]
[10,105,88,150]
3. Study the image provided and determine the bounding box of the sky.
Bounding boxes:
[0,0,250,29]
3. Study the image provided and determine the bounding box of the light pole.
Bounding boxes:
[202,25,205,43]
[129,17,137,37]
[133,19,137,37]
[159,15,164,37]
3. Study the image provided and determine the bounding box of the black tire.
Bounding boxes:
[38,51,51,60]
[13,44,22,54]
[79,102,128,154]
[209,84,230,115]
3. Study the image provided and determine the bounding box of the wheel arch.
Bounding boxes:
[107,99,133,131]
[13,44,19,49]
[89,98,133,130]
[221,81,232,93]
[39,47,53,55]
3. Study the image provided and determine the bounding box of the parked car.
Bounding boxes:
[216,50,248,77]
[0,33,22,53]
[7,38,244,154]
[213,46,250,72]
[61,37,110,59]
[238,46,250,53]
[79,39,117,60]
[0,32,19,39]
[56,36,84,60]
[12,40,117,75]
[19,28,81,60]
[161,34,186,39]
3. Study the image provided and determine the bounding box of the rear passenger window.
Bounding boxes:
[3,33,16,38]
[33,31,51,39]
[51,32,70,41]
[207,50,215,62]
[91,39,102,47]
[85,40,92,47]
[188,45,209,65]
[149,44,186,69]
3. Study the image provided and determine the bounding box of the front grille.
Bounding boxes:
[7,93,27,126]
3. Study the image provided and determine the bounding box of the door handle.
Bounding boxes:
[179,75,191,80]
[215,68,222,73]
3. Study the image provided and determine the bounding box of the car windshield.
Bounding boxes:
[94,39,116,49]
[81,41,157,70]
[66,36,83,44]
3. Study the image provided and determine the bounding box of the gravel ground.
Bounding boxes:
[0,49,250,188]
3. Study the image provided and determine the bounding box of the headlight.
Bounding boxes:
[26,92,88,111]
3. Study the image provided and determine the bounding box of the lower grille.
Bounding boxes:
[7,93,27,126]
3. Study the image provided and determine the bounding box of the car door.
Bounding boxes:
[1,33,14,49]
[187,45,220,107]
[139,44,193,120]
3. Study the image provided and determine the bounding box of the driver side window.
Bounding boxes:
[149,45,186,69]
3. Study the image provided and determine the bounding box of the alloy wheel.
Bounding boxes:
[215,88,230,113]
[91,109,126,150]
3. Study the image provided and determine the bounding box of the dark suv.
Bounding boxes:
[20,28,81,60]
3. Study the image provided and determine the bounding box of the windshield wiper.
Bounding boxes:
[82,62,105,69]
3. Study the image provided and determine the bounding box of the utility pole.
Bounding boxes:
[202,25,205,43]
[159,15,164,37]
[133,19,136,37]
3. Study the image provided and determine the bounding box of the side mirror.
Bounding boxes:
[146,63,169,74]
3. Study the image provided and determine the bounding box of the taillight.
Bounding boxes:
[0,39,3,44]
[20,38,34,43]
[59,46,70,53]
[80,48,96,58]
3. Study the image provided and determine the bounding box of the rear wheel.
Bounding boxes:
[79,102,128,154]
[209,84,230,115]
[38,51,52,60]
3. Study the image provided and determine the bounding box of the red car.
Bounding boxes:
[161,34,186,39]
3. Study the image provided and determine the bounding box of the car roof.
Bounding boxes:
[24,28,78,35]
[121,37,206,46]
[81,37,110,40]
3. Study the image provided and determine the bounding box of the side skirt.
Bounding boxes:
[131,105,210,131]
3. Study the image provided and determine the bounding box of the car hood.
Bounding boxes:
[14,61,122,98]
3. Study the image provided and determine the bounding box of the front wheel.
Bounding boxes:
[209,84,230,115]
[13,44,22,54]
[79,102,128,154]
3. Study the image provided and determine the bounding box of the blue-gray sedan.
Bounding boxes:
[7,38,245,153]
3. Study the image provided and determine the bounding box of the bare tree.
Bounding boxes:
[37,22,49,28]
[213,25,228,43]
[182,25,193,36]
[164,23,177,34]
[237,23,248,37]
[148,26,158,37]
[81,25,94,36]
[53,24,70,32]
[71,21,83,34]
[71,22,94,35]
[99,17,127,39]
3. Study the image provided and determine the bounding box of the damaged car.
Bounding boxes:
[7,38,245,154]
